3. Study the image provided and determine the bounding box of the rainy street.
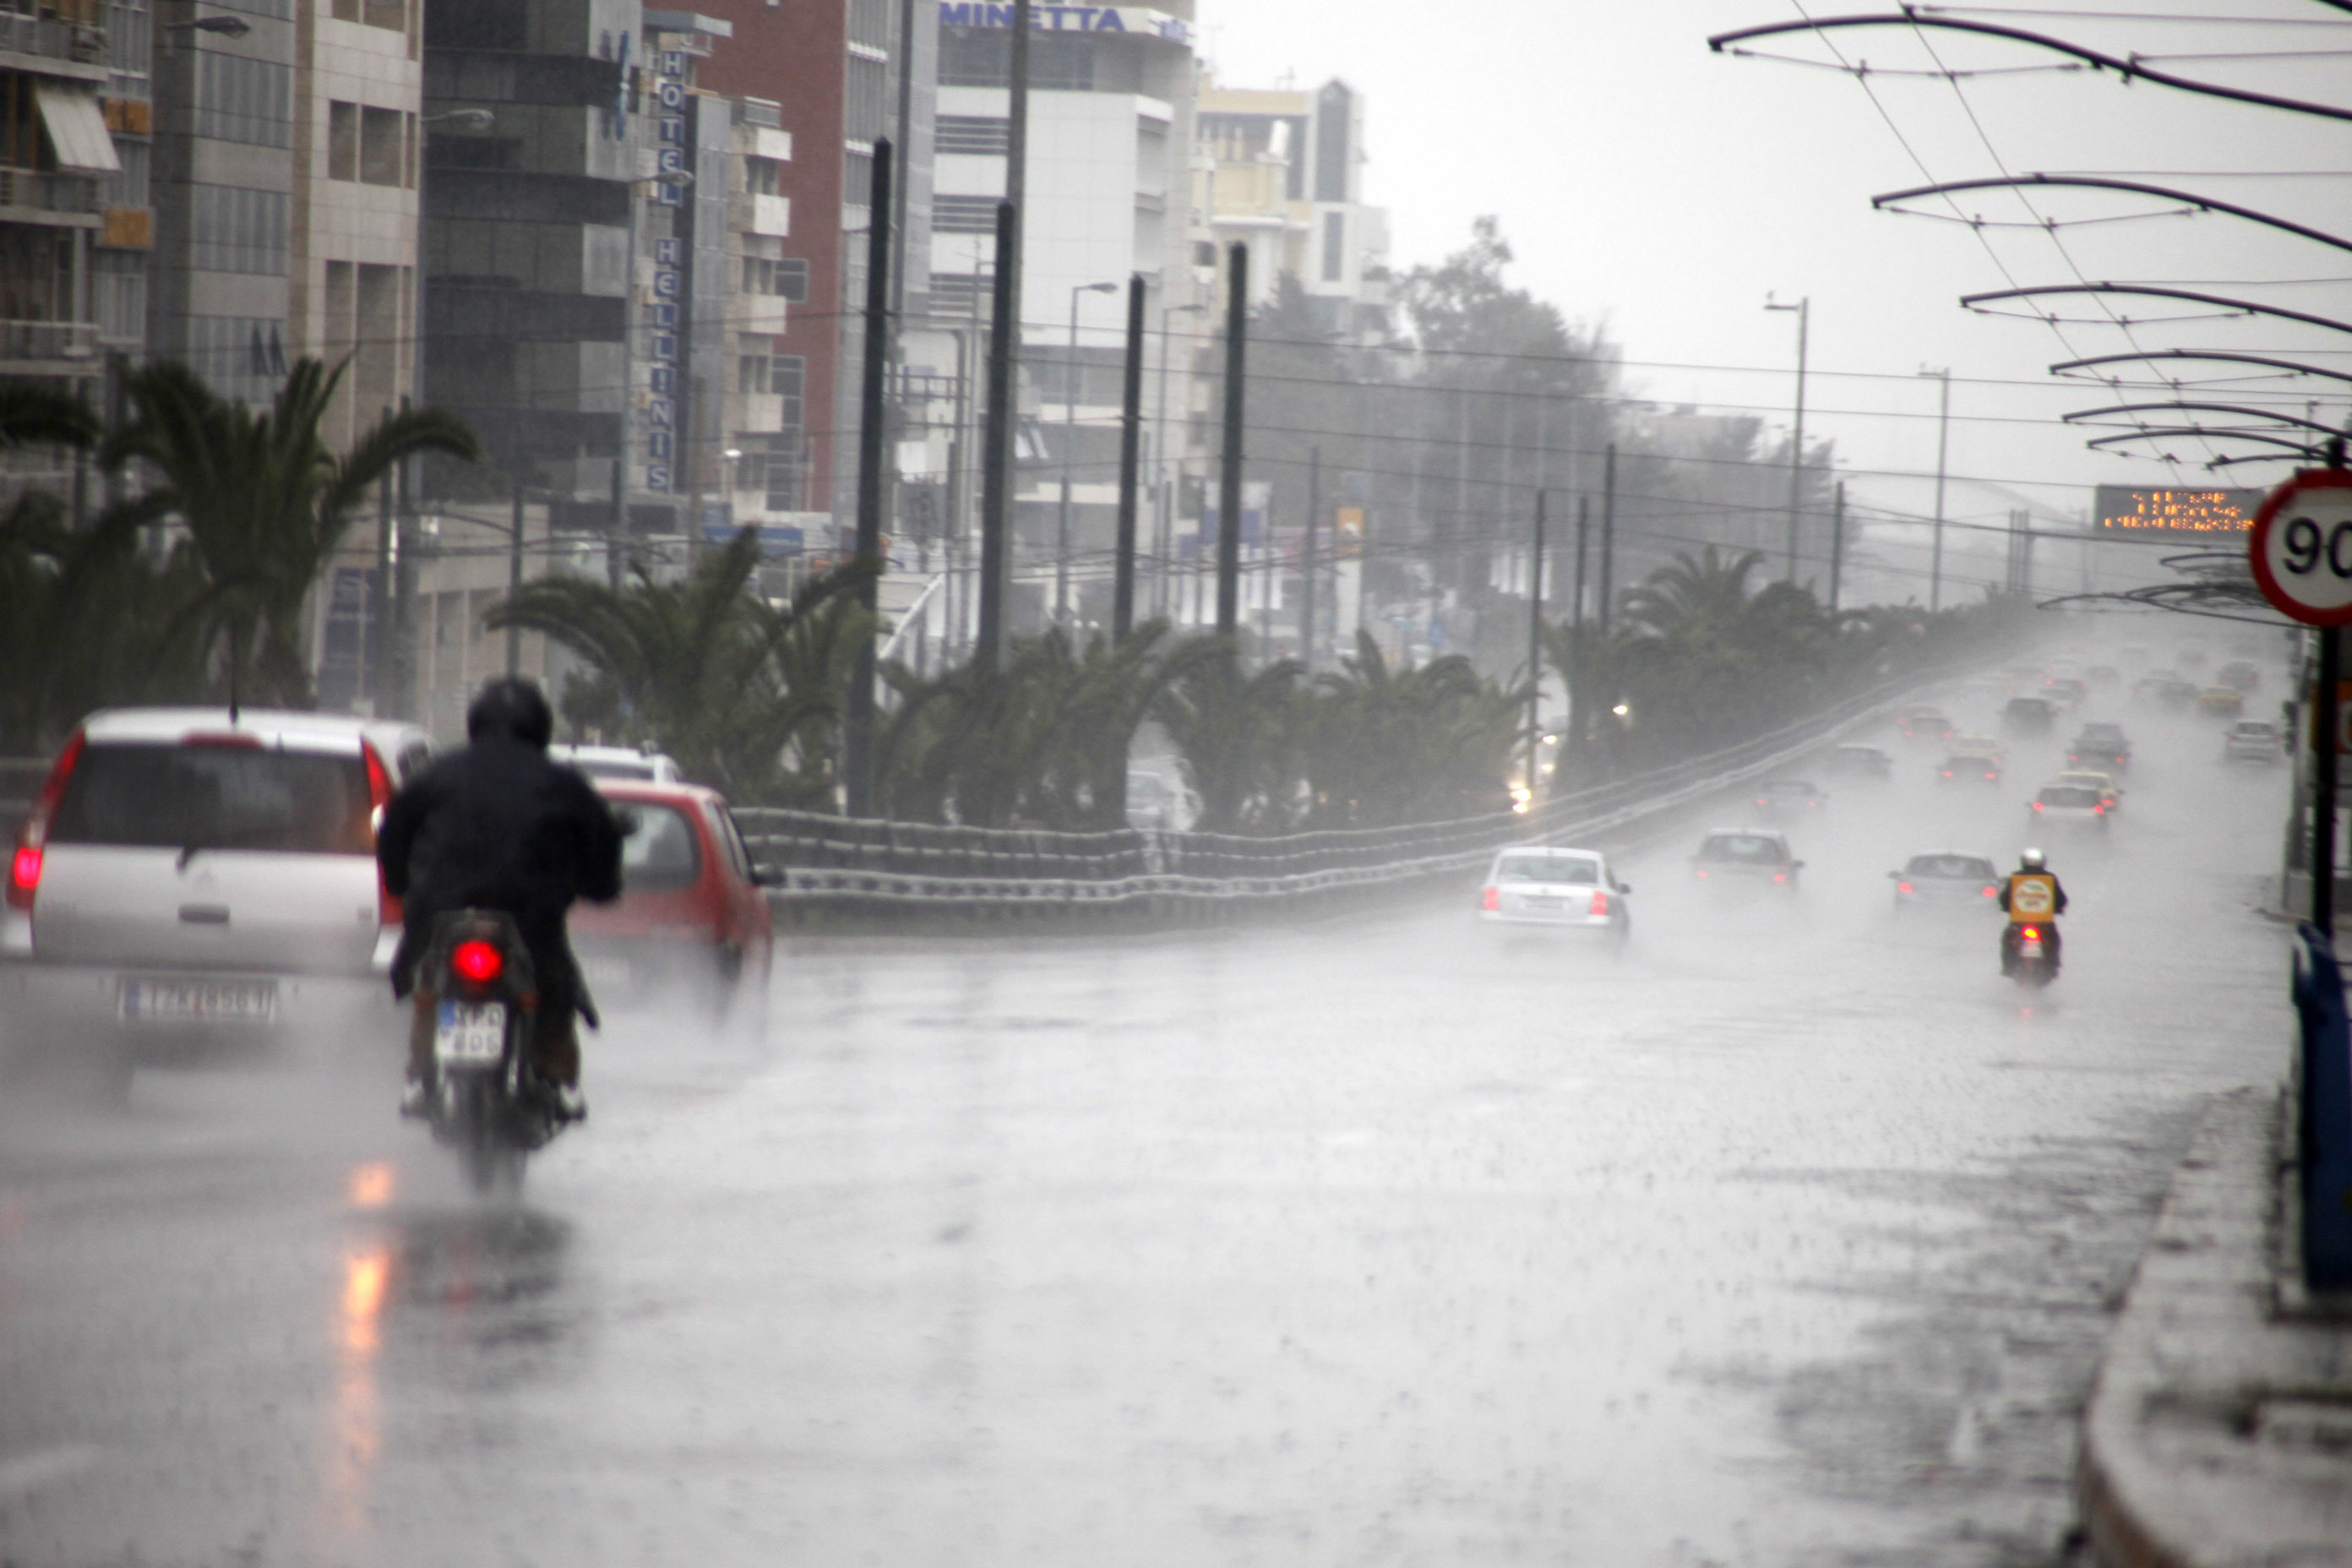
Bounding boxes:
[0,700,2295,1567]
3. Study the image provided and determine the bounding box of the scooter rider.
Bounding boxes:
[378,678,623,1121]
[1997,847,2069,975]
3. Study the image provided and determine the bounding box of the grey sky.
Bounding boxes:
[1204,1,2352,597]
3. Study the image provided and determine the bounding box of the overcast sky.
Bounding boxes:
[1201,1,2352,597]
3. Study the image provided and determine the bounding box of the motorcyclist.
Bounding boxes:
[1996,847,2069,975]
[378,678,623,1121]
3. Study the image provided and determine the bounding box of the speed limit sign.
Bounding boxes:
[2250,469,2352,626]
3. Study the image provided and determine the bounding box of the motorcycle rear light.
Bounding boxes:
[451,939,504,984]
[7,729,84,913]
[1982,885,1997,896]
[2020,926,2041,941]
[1480,886,1499,912]
[1588,890,1609,917]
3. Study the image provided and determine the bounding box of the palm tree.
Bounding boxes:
[1301,633,1523,825]
[488,527,874,805]
[99,357,480,709]
[1159,650,1305,834]
[874,621,1217,829]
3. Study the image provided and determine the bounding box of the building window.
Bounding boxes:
[844,53,885,146]
[360,106,403,186]
[738,351,769,395]
[939,28,1092,90]
[193,52,292,149]
[741,255,808,303]
[188,183,289,275]
[763,429,803,512]
[1321,212,1344,283]
[328,101,357,181]
[772,354,804,431]
[932,195,997,235]
[934,114,1008,155]
[744,155,781,196]
[847,0,886,50]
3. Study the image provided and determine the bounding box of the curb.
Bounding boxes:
[2074,1086,2352,1568]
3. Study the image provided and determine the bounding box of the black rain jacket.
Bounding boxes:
[377,738,623,1010]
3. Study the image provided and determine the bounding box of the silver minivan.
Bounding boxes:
[2,707,433,1088]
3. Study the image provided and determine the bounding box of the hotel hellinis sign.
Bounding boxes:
[938,3,1192,41]
[2093,487,2267,536]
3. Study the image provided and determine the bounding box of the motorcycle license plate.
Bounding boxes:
[435,1001,507,1065]
[2020,939,2044,958]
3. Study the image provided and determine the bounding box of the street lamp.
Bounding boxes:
[1765,295,1809,584]
[1057,280,1119,625]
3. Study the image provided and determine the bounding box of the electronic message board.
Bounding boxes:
[2093,486,2265,537]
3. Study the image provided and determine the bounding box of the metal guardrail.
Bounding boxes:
[739,668,1959,924]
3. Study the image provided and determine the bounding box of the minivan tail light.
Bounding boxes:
[7,730,85,913]
[1480,885,1499,912]
[1588,889,1609,917]
[362,740,400,926]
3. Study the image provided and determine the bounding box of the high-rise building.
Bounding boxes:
[1195,73,1389,343]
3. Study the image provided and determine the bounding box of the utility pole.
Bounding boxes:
[843,139,893,817]
[1598,444,1617,636]
[1113,273,1145,642]
[1766,296,1809,581]
[1828,480,1845,615]
[1215,241,1248,641]
[1524,488,1546,802]
[1573,493,1589,630]
[975,0,1031,670]
[1921,366,1951,610]
[1301,445,1320,673]
[1058,280,1116,625]
[371,467,392,715]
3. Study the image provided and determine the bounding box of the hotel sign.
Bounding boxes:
[938,3,1191,41]
[2093,486,2265,537]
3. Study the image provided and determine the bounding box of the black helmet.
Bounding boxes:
[466,677,553,749]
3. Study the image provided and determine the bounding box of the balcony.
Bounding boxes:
[734,192,789,238]
[0,14,106,76]
[0,318,99,364]
[0,167,100,223]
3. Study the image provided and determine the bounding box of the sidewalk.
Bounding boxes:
[2076,1086,2352,1568]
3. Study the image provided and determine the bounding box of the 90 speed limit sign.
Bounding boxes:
[2249,469,2352,628]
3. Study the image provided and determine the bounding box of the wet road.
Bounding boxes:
[0,686,2296,1566]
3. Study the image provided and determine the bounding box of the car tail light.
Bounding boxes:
[450,938,504,984]
[1588,889,1609,917]
[362,740,400,926]
[1756,797,1767,806]
[1695,868,1707,879]
[1984,771,1997,781]
[1897,881,1914,895]
[1480,885,1499,912]
[6,730,85,913]
[1773,872,1787,884]
[1941,769,1953,777]
[2094,802,2105,814]
[2032,801,2044,811]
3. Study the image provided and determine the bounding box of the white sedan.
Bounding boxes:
[1478,846,1631,944]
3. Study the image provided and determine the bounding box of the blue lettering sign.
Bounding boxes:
[647,396,675,428]
[646,462,671,491]
[657,80,685,110]
[651,332,677,361]
[651,301,678,328]
[659,115,683,144]
[650,364,676,395]
[654,269,680,299]
[647,430,673,460]
[654,237,682,264]
[662,49,685,78]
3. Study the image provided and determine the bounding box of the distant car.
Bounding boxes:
[1,707,434,1093]
[1939,753,2003,785]
[1897,705,1953,742]
[2133,673,2198,711]
[2067,723,2132,773]
[1949,733,2007,767]
[1889,851,2003,913]
[2197,686,2245,717]
[2002,696,2056,735]
[1478,846,1631,942]
[569,780,777,1017]
[2030,781,2110,828]
[2224,720,2283,764]
[551,743,686,784]
[2053,770,2123,811]
[2086,664,2121,689]
[2041,677,2088,708]
[2180,646,2209,672]
[1752,778,1827,817]
[2216,660,2260,693]
[1824,743,1894,780]
[1690,829,1802,888]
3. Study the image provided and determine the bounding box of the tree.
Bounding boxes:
[100,357,480,709]
[1158,651,1305,833]
[1299,633,1523,827]
[488,527,874,806]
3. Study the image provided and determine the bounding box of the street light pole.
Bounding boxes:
[1766,296,1809,582]
[1920,365,1951,610]
[1153,302,1206,621]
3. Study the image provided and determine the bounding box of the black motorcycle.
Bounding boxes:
[414,910,567,1193]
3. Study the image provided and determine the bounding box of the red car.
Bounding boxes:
[569,781,776,1018]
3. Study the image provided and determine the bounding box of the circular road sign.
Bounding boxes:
[2250,469,2352,627]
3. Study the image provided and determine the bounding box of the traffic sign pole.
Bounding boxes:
[2318,624,2340,932]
